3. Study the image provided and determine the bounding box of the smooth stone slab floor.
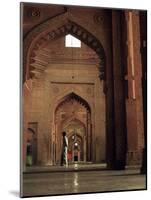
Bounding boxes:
[24,163,107,173]
[22,168,146,197]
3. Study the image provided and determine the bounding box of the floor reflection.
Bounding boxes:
[23,168,146,197]
[73,173,79,192]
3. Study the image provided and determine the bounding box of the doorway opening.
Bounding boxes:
[53,92,91,165]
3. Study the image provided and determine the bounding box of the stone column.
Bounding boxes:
[103,11,116,169]
[48,122,53,165]
[139,11,147,174]
[83,135,86,162]
[124,11,145,166]
[111,10,127,169]
[87,112,91,161]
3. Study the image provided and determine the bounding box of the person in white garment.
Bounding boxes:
[61,131,68,167]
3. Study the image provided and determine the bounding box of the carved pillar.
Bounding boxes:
[111,10,127,169]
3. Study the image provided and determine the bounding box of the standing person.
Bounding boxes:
[61,131,68,167]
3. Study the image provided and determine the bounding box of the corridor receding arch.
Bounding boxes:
[53,92,92,164]
[64,119,85,162]
[55,92,91,114]
[63,117,86,132]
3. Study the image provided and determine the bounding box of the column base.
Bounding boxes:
[114,160,126,170]
[126,150,142,165]
[107,160,125,170]
[140,148,147,174]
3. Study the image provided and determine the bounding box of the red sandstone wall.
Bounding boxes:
[23,80,32,169]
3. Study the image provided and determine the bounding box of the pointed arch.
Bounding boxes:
[63,117,86,132]
[55,92,91,114]
[53,92,92,164]
[23,12,106,81]
[52,88,93,115]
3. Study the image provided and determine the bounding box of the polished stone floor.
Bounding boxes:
[22,166,146,197]
[25,163,107,173]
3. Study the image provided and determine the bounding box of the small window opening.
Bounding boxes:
[65,34,81,48]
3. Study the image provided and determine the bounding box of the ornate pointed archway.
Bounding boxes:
[52,92,91,165]
[23,12,106,81]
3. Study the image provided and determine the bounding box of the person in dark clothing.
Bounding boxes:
[61,132,68,167]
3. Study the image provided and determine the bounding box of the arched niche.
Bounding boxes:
[26,128,37,166]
